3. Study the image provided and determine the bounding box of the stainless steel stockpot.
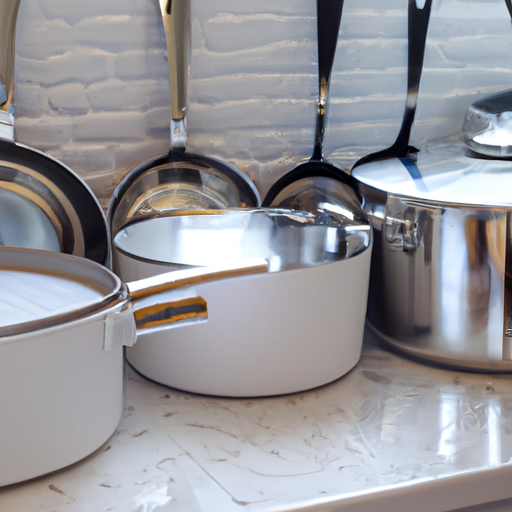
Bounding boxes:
[352,142,512,371]
[0,246,266,486]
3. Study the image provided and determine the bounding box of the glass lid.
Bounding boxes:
[351,142,512,208]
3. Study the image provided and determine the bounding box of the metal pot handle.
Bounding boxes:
[160,0,190,151]
[127,257,268,334]
[103,258,267,350]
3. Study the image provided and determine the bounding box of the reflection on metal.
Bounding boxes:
[366,195,512,370]
[114,209,372,276]
[159,0,190,150]
[126,256,268,301]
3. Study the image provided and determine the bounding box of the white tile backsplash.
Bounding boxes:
[12,0,512,205]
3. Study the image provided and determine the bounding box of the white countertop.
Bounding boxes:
[3,328,512,512]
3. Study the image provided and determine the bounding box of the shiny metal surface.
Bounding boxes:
[160,0,190,150]
[352,142,512,208]
[268,176,369,228]
[108,154,260,237]
[262,0,363,209]
[464,91,512,158]
[113,208,372,273]
[361,186,512,371]
[108,0,260,236]
[0,0,108,263]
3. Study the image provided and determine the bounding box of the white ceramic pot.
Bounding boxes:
[113,208,373,397]
[0,247,265,486]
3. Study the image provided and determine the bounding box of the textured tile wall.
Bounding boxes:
[11,0,512,205]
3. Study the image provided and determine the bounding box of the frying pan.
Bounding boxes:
[262,0,361,208]
[108,0,260,237]
[0,245,266,486]
[0,0,108,264]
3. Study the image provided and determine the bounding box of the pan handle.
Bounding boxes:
[159,0,191,151]
[0,0,22,141]
[125,257,268,335]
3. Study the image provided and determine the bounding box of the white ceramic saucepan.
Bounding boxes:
[113,207,372,397]
[0,246,266,486]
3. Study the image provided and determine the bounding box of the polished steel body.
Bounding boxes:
[355,143,512,371]
[108,0,260,237]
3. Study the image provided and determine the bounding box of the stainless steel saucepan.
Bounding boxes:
[108,0,260,238]
[0,246,266,486]
[0,0,108,264]
[354,142,512,372]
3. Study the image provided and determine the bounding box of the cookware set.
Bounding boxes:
[1,0,373,486]
[2,0,511,488]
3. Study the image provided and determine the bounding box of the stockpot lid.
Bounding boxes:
[351,142,512,209]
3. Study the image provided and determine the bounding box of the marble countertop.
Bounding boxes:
[2,329,512,512]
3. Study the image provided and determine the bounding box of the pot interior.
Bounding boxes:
[113,208,371,272]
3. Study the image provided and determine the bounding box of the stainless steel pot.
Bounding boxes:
[353,142,512,371]
[0,246,266,486]
[113,208,372,397]
[108,0,260,238]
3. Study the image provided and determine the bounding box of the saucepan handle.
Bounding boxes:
[160,0,190,150]
[125,257,268,335]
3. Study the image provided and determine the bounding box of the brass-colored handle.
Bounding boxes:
[134,296,207,331]
[126,257,268,333]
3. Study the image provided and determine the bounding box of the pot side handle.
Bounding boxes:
[125,257,269,336]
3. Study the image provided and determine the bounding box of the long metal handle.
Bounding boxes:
[126,257,268,331]
[0,0,21,140]
[351,0,432,169]
[159,0,191,151]
[312,0,345,161]
[392,0,433,157]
